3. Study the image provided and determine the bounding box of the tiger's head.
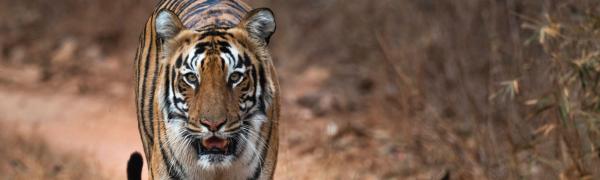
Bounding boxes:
[154,8,276,170]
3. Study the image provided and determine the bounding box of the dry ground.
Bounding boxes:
[1,0,600,179]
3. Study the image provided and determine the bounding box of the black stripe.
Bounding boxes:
[148,22,160,144]
[217,41,231,49]
[158,128,183,180]
[243,54,251,66]
[165,64,186,120]
[135,29,143,129]
[195,42,208,55]
[171,65,177,94]
[224,1,249,15]
[164,0,177,10]
[175,55,183,68]
[182,6,209,23]
[170,0,185,13]
[141,22,154,146]
[164,64,172,122]
[221,58,226,71]
[220,21,236,28]
[161,65,187,178]
[176,0,196,15]
[234,55,244,69]
[250,66,259,110]
[167,141,185,179]
[181,0,219,22]
[142,20,156,180]
[185,58,193,70]
[173,96,186,105]
[258,65,267,112]
[199,30,229,39]
[148,26,182,179]
[206,9,224,17]
[249,117,273,180]
[135,28,153,165]
[168,112,187,120]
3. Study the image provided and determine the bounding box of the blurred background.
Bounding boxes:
[1,0,600,179]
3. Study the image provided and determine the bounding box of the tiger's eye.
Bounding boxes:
[229,72,242,82]
[185,73,197,83]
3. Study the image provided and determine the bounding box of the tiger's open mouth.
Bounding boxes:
[195,136,235,156]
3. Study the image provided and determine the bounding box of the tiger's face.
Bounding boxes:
[155,9,275,169]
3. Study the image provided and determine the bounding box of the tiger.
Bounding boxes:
[132,0,280,179]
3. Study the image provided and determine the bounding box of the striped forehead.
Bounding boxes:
[178,38,245,75]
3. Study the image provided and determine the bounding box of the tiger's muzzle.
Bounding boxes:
[187,117,241,163]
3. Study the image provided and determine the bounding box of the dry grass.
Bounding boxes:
[263,0,600,179]
[504,1,600,178]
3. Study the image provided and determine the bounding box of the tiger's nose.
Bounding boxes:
[200,118,226,131]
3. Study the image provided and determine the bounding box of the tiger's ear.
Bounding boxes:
[240,8,276,44]
[155,9,184,40]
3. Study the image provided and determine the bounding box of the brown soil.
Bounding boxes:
[0,88,140,178]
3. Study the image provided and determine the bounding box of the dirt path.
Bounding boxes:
[0,74,332,179]
[0,89,143,178]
